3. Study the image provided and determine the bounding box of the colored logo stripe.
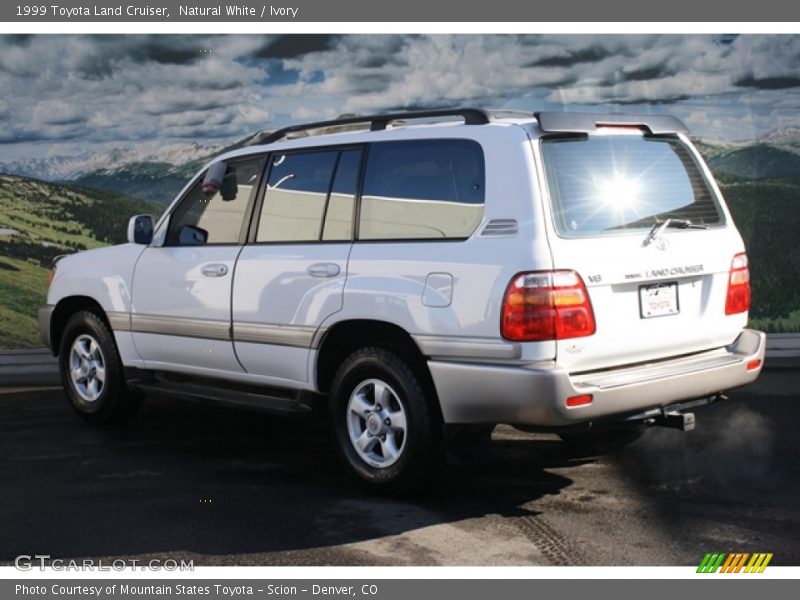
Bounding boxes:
[720,553,749,573]
[697,552,773,573]
[697,553,726,573]
[745,553,773,573]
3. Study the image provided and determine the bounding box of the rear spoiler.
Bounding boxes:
[535,112,689,135]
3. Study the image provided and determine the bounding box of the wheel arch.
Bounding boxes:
[315,319,438,410]
[50,296,111,356]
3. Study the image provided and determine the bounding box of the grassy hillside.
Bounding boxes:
[705,144,800,180]
[719,176,800,331]
[0,174,160,348]
[697,142,800,332]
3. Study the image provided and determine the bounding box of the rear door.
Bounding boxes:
[231,147,361,384]
[538,131,745,372]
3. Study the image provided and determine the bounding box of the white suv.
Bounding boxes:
[39,109,765,494]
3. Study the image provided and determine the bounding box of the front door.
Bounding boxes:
[131,155,265,374]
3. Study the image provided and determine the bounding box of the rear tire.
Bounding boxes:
[329,346,443,496]
[59,310,142,425]
[559,423,646,457]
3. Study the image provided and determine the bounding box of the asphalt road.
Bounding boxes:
[1,370,798,566]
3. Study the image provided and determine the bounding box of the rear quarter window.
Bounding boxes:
[359,139,485,240]
[541,135,724,237]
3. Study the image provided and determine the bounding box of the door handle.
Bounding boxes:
[201,263,229,277]
[307,263,341,278]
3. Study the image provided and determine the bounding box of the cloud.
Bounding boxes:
[1,33,800,158]
[527,44,621,68]
[31,100,86,126]
[735,75,800,90]
[291,106,338,121]
[251,34,337,59]
[0,35,271,148]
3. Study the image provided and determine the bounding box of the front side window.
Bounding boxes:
[166,156,264,246]
[359,139,485,240]
[541,135,724,237]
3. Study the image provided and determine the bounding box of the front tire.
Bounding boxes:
[59,310,142,425]
[330,347,443,496]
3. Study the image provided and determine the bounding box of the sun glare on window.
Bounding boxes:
[596,174,641,211]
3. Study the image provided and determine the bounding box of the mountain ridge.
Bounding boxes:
[3,125,800,204]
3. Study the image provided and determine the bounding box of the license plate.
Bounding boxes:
[639,282,679,318]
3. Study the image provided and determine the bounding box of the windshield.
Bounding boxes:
[541,134,724,237]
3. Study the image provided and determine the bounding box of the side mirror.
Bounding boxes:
[127,215,154,245]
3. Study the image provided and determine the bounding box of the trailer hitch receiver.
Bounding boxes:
[655,411,696,431]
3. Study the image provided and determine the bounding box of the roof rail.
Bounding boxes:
[535,111,689,135]
[258,108,492,145]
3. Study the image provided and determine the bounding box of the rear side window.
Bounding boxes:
[541,135,724,237]
[257,151,339,242]
[359,139,485,240]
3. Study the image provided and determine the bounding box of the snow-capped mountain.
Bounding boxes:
[0,132,279,203]
[756,126,800,146]
[0,142,220,182]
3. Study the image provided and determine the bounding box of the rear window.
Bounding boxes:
[541,135,724,237]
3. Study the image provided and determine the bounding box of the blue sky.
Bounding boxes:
[1,34,800,160]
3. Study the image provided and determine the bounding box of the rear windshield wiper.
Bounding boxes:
[644,218,707,246]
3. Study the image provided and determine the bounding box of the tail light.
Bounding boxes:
[725,253,750,315]
[501,270,596,341]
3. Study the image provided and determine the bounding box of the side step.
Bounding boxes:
[128,370,320,418]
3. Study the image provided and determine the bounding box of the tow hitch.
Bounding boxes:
[653,411,696,431]
[637,393,728,432]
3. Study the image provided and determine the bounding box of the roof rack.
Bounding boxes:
[535,111,689,135]
[258,108,493,145]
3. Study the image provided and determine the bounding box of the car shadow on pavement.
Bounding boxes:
[607,382,800,566]
[0,389,588,564]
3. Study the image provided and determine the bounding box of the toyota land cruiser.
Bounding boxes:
[38,109,765,494]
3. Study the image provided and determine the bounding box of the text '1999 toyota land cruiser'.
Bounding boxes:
[39,109,765,494]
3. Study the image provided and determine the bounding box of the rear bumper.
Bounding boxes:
[429,329,766,427]
[38,305,54,352]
